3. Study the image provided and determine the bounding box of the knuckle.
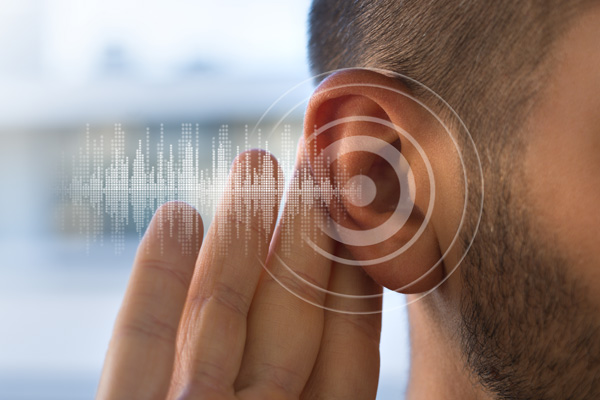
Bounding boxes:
[255,362,305,399]
[137,258,192,290]
[269,268,327,306]
[117,309,177,346]
[211,281,251,317]
[189,280,250,318]
[173,363,230,400]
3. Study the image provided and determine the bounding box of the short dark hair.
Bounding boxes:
[308,0,588,153]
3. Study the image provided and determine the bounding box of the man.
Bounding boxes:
[97,1,600,399]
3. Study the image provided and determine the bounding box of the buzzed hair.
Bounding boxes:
[308,0,589,158]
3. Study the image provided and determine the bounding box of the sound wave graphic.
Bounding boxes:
[61,123,360,254]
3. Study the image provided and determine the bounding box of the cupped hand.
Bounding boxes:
[96,149,382,400]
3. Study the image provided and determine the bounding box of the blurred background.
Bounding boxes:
[0,0,409,398]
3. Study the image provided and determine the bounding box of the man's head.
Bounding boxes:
[307,1,600,398]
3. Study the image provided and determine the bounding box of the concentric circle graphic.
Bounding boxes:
[344,174,376,207]
[251,68,484,314]
[304,117,434,264]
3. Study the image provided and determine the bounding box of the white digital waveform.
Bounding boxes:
[62,123,362,254]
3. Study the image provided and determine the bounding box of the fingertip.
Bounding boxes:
[141,201,204,258]
[231,149,283,184]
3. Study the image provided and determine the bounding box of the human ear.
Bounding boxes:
[302,69,464,294]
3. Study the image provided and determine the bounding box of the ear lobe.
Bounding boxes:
[302,69,445,294]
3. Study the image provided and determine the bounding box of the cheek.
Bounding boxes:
[524,118,600,302]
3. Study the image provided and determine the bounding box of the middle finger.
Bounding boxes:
[169,150,283,398]
[235,152,336,398]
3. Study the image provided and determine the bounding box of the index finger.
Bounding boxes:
[97,201,203,400]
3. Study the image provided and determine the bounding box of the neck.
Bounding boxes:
[404,294,491,400]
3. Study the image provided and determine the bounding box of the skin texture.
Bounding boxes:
[408,6,600,399]
[524,6,600,301]
[97,150,383,400]
[97,6,599,400]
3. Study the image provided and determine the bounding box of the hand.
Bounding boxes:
[96,150,382,399]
